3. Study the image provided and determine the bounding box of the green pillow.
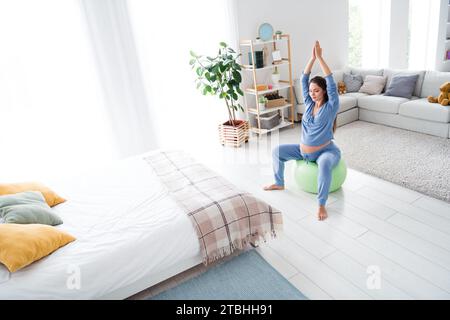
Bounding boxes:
[0,191,63,226]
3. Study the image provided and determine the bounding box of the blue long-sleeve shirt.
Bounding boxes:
[301,72,339,146]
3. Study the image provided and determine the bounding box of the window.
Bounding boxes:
[348,0,391,68]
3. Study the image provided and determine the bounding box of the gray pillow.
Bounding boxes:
[343,73,363,92]
[384,74,419,99]
[0,191,63,225]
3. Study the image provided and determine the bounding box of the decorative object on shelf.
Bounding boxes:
[255,50,264,68]
[258,96,267,111]
[272,50,282,64]
[190,42,248,147]
[275,30,283,40]
[447,50,450,60]
[255,84,268,91]
[255,36,262,43]
[271,67,280,85]
[427,81,450,106]
[265,92,286,108]
[249,112,281,130]
[258,22,274,41]
[248,51,264,68]
[338,81,347,95]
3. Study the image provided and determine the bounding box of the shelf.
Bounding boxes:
[240,37,286,47]
[250,119,293,134]
[242,60,290,71]
[245,82,291,95]
[248,103,292,115]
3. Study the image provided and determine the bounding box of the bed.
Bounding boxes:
[0,149,282,299]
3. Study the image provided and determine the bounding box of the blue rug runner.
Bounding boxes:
[151,249,308,300]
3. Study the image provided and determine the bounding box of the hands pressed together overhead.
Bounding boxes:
[312,40,323,60]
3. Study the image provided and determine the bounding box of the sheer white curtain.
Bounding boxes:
[80,0,159,157]
[408,0,441,70]
[359,0,391,68]
[127,0,239,149]
[0,0,117,181]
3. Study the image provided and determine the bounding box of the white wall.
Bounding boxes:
[235,0,349,78]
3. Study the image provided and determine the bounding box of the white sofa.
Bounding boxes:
[294,67,450,138]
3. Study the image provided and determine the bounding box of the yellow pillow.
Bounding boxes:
[0,182,66,207]
[0,224,76,272]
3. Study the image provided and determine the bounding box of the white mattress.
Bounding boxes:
[0,150,201,299]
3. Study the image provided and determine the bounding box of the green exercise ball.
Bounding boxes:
[293,158,347,194]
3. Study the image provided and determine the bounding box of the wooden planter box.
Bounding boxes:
[218,120,249,148]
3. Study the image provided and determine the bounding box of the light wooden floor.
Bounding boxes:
[133,123,450,300]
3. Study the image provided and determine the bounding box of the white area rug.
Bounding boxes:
[333,121,450,203]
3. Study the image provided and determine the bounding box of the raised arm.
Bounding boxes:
[315,41,338,109]
[304,45,315,74]
[301,44,316,108]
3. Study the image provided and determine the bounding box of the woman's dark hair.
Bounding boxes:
[309,76,328,103]
[309,76,337,133]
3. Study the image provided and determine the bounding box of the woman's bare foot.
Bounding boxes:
[263,184,285,191]
[318,206,328,221]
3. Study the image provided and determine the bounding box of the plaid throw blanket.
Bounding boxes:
[144,150,283,265]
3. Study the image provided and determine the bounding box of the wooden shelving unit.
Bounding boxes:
[239,34,295,135]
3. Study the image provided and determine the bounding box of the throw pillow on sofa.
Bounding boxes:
[384,74,420,99]
[359,75,387,95]
[343,73,363,92]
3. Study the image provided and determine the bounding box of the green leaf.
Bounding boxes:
[219,41,227,48]
[232,71,242,83]
[196,82,202,89]
[236,88,243,96]
[205,72,211,81]
[189,59,196,65]
[189,50,197,58]
[196,67,203,77]
[232,92,238,100]
[228,48,235,53]
[219,63,226,72]
[203,87,208,95]
[205,85,212,92]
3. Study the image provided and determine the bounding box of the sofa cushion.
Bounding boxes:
[343,73,363,92]
[338,96,357,112]
[343,92,368,99]
[358,95,410,114]
[383,68,425,97]
[359,75,387,95]
[350,67,384,79]
[384,74,420,99]
[399,98,450,123]
[332,70,345,83]
[420,70,450,98]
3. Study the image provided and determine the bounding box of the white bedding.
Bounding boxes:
[0,150,201,299]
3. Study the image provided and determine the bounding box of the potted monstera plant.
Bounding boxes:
[190,42,249,147]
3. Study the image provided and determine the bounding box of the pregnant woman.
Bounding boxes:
[264,41,341,221]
